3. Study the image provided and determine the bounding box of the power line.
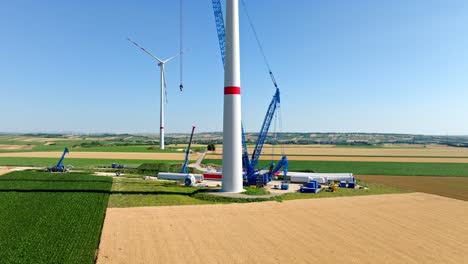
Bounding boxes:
[240,0,278,89]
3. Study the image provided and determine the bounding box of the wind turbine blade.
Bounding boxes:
[181,47,192,54]
[163,51,181,63]
[127,37,164,63]
[162,68,168,104]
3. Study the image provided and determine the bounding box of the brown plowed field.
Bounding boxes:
[358,175,468,201]
[3,151,468,163]
[97,193,468,264]
[0,145,33,150]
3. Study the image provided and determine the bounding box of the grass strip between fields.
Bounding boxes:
[1,157,468,177]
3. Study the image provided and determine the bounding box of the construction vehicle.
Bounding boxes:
[48,148,71,172]
[111,163,126,177]
[328,183,339,192]
[300,180,319,193]
[111,163,126,169]
[181,126,196,174]
[158,126,199,187]
[212,0,288,187]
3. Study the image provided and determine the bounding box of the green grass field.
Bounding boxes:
[2,157,468,177]
[203,159,468,177]
[242,186,271,195]
[0,171,112,264]
[0,157,180,168]
[108,178,209,207]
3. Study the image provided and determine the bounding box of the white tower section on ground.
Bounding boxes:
[222,0,243,193]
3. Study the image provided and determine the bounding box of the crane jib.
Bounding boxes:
[250,88,280,168]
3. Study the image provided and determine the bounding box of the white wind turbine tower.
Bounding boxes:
[127,38,180,150]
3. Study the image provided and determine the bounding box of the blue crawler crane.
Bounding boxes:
[241,89,288,187]
[48,147,70,172]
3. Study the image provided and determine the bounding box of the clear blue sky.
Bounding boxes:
[1,0,468,135]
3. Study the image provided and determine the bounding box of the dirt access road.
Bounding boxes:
[97,193,468,264]
[0,166,14,176]
[0,166,45,176]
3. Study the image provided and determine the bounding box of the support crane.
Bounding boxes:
[48,147,70,172]
[181,126,196,173]
[211,0,288,187]
[244,88,284,186]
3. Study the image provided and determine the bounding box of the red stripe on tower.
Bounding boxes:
[160,126,164,129]
[224,86,241,95]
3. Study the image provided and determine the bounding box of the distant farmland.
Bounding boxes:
[204,159,468,177]
[357,175,468,201]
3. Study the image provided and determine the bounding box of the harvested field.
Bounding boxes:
[97,193,468,264]
[213,144,468,157]
[205,154,468,163]
[3,151,468,163]
[0,144,33,150]
[357,175,468,201]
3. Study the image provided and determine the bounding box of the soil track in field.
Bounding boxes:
[0,167,12,176]
[97,193,468,264]
[358,175,468,201]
